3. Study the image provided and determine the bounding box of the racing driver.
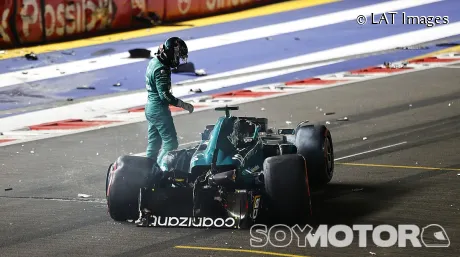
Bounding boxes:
[145,37,194,170]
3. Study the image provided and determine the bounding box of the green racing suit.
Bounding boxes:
[144,57,182,168]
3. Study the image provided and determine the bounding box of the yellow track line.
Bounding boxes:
[174,245,311,257]
[337,162,460,171]
[0,0,338,60]
[407,45,460,61]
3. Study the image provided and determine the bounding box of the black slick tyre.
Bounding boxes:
[295,124,334,187]
[106,155,155,221]
[263,154,312,224]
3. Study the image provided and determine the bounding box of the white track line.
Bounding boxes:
[334,141,408,161]
[184,21,460,83]
[132,141,408,160]
[0,60,340,132]
[176,60,344,87]
[1,56,459,147]
[1,59,460,147]
[0,0,442,87]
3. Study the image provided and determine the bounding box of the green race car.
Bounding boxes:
[106,106,334,228]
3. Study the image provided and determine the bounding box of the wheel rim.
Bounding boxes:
[106,163,113,193]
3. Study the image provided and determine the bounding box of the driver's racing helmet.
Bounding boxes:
[156,37,188,68]
[233,119,254,148]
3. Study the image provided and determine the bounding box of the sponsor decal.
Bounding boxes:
[0,7,11,43]
[178,0,192,15]
[131,0,146,12]
[148,215,237,228]
[20,0,41,39]
[23,0,114,41]
[245,165,259,174]
[232,153,245,166]
[130,0,146,20]
[206,0,252,11]
[252,195,261,219]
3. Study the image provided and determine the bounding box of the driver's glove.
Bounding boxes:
[177,99,194,113]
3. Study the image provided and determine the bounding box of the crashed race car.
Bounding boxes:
[106,106,334,228]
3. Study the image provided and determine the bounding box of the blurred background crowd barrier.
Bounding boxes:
[0,0,279,48]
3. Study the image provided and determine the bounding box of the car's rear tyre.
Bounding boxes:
[263,154,312,224]
[295,124,334,187]
[106,155,155,221]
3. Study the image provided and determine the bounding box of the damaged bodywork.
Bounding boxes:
[106,106,334,228]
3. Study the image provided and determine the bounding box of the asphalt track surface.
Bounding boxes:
[1,65,460,257]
